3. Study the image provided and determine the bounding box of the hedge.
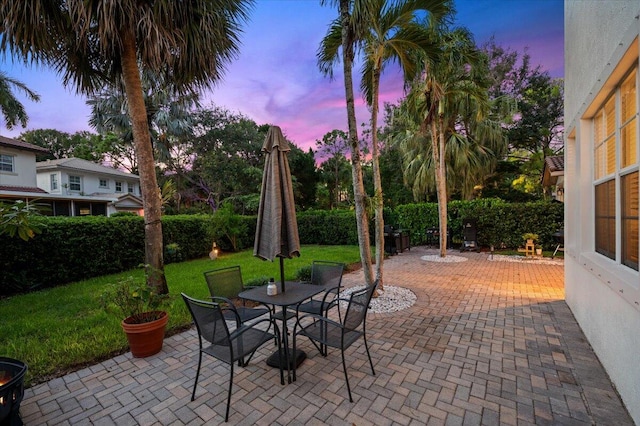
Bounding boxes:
[1,200,563,296]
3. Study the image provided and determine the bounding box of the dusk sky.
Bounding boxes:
[1,0,563,152]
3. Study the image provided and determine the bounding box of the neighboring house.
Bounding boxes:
[565,1,639,423]
[0,135,50,196]
[541,155,564,201]
[0,136,143,217]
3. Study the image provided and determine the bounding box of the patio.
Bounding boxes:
[20,246,632,425]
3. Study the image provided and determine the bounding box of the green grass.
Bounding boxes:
[0,245,361,386]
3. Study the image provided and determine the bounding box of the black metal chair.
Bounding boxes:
[182,293,284,422]
[293,282,377,402]
[296,260,345,317]
[203,266,270,324]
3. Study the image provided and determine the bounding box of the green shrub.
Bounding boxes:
[295,265,312,282]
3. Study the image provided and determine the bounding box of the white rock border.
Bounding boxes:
[487,254,564,266]
[420,254,468,263]
[340,285,416,313]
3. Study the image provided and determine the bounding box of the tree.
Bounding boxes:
[87,69,200,173]
[20,128,111,162]
[482,39,564,197]
[0,71,40,131]
[316,129,350,209]
[288,147,320,210]
[319,0,374,286]
[397,25,499,256]
[189,106,266,211]
[1,0,253,293]
[358,0,448,287]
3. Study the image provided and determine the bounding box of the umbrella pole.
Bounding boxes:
[279,257,286,292]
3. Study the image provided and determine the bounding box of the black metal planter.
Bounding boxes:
[0,357,27,426]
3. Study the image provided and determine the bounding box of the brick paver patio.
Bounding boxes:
[20,246,632,425]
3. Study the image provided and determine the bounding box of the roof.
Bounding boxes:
[544,155,565,174]
[542,155,565,187]
[36,158,139,179]
[0,185,48,194]
[0,135,50,154]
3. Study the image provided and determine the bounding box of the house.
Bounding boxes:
[565,1,639,423]
[0,135,50,196]
[541,155,564,201]
[0,136,143,217]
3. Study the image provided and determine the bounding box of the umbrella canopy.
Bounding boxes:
[254,126,300,291]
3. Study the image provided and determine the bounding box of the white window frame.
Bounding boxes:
[69,175,82,192]
[0,154,15,173]
[115,181,123,192]
[592,66,639,272]
[50,174,58,191]
[99,178,109,189]
[127,182,134,193]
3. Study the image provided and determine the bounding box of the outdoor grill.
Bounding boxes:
[0,357,27,426]
[552,229,565,259]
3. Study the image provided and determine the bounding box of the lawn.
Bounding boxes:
[0,245,362,386]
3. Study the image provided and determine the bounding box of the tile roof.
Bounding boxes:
[0,185,48,194]
[544,155,564,173]
[36,158,139,179]
[0,135,50,153]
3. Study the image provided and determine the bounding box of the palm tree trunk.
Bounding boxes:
[371,67,385,290]
[340,0,373,285]
[120,28,168,294]
[431,119,448,257]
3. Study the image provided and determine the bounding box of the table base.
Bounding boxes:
[266,348,306,370]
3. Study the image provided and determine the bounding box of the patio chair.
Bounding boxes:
[181,293,284,422]
[293,281,377,402]
[296,261,345,317]
[203,266,270,325]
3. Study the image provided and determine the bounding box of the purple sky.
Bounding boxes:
[2,0,563,152]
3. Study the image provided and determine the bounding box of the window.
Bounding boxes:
[115,181,123,192]
[69,175,82,192]
[99,178,108,188]
[593,68,639,271]
[0,154,14,172]
[622,172,638,270]
[127,183,134,193]
[50,174,58,190]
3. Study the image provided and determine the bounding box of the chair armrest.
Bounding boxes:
[296,312,342,328]
[217,301,242,326]
[229,317,278,340]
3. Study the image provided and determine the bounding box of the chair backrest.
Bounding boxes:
[182,293,231,346]
[343,282,378,332]
[311,261,344,288]
[203,266,243,300]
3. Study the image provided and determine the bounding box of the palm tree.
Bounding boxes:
[0,0,252,293]
[358,0,449,288]
[0,71,40,131]
[319,0,375,286]
[397,26,501,257]
[87,69,200,173]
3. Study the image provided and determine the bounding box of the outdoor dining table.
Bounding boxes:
[238,281,330,376]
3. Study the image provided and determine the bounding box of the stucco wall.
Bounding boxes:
[0,148,38,187]
[565,1,640,423]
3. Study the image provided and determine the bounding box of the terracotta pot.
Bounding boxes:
[121,311,169,358]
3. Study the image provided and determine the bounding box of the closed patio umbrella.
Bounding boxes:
[254,126,300,292]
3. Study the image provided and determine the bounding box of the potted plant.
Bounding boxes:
[101,268,170,358]
[522,233,539,245]
[535,245,543,256]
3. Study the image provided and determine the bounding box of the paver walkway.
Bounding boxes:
[20,246,633,425]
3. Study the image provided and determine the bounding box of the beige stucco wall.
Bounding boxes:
[0,147,38,187]
[565,1,640,423]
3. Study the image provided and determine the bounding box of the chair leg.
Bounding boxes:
[225,363,234,422]
[363,332,375,376]
[192,351,203,401]
[341,348,353,403]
